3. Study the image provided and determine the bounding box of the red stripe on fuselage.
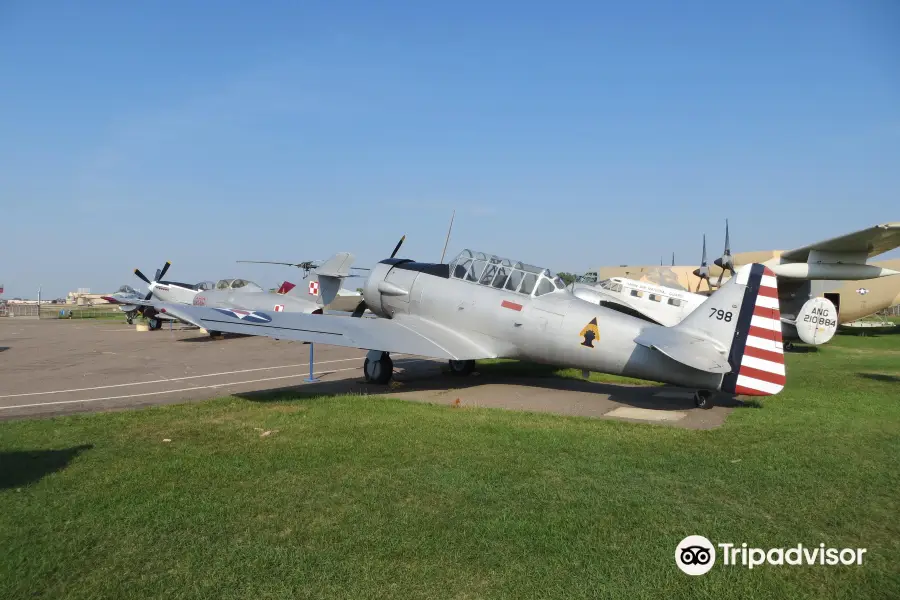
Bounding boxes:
[501,300,523,311]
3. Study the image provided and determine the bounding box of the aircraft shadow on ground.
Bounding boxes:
[0,346,9,352]
[0,444,93,490]
[786,345,819,354]
[237,358,757,412]
[857,372,900,384]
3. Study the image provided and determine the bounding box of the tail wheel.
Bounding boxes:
[693,390,714,410]
[363,352,393,384]
[147,317,162,331]
[448,359,475,376]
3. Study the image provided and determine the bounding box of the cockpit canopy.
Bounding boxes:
[195,281,215,291]
[116,285,138,295]
[597,278,624,293]
[214,278,263,292]
[448,249,567,297]
[578,272,599,284]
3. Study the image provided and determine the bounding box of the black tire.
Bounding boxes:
[448,359,475,376]
[363,353,393,384]
[208,330,222,338]
[147,317,162,331]
[694,391,714,410]
[126,316,134,325]
[784,341,794,351]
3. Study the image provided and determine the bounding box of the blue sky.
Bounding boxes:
[1,1,898,298]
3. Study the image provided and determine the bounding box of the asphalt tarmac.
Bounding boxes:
[0,318,733,428]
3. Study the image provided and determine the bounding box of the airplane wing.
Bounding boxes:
[781,223,900,262]
[102,295,154,307]
[633,327,731,374]
[158,304,501,360]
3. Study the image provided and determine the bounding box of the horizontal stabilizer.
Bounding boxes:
[316,252,356,278]
[634,328,730,373]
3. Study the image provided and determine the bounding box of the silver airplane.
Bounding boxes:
[155,242,787,409]
[113,254,362,333]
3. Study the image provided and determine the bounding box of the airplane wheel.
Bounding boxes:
[126,316,134,325]
[784,341,794,351]
[448,359,475,376]
[147,317,162,331]
[208,330,222,338]
[364,353,393,384]
[694,390,714,410]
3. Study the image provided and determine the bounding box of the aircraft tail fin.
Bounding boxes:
[316,252,356,306]
[315,252,355,278]
[676,263,785,396]
[276,281,296,295]
[283,253,355,306]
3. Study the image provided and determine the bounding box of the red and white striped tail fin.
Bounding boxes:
[722,264,786,396]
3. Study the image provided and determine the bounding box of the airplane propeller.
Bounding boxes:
[134,261,171,300]
[692,235,711,292]
[713,219,735,287]
[350,234,406,318]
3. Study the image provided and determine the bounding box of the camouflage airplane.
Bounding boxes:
[155,241,788,409]
[578,222,900,341]
[105,254,362,332]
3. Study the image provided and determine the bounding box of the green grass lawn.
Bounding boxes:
[1,334,898,599]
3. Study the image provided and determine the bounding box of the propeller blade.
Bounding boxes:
[671,252,675,267]
[144,291,153,301]
[134,269,151,285]
[157,261,171,281]
[701,234,707,266]
[351,300,368,318]
[390,235,406,259]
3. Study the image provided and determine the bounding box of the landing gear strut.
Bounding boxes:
[364,350,393,384]
[448,359,475,376]
[693,390,714,410]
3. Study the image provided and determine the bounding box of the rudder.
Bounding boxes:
[721,264,785,396]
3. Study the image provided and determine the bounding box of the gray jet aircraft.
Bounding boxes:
[156,242,787,408]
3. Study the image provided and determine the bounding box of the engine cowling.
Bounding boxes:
[794,297,838,345]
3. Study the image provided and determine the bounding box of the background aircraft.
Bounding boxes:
[580,222,900,337]
[106,253,361,332]
[571,275,837,348]
[103,261,214,329]
[157,238,787,409]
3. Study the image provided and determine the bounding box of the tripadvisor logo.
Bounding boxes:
[675,536,867,575]
[676,535,716,575]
